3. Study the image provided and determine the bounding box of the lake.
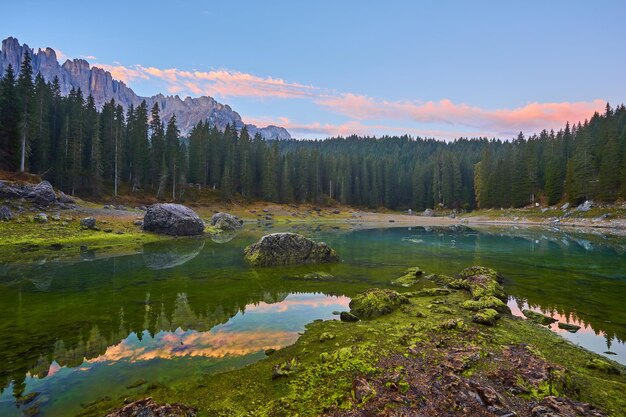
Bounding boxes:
[1,223,624,416]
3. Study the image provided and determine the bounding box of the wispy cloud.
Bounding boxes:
[316,94,606,135]
[92,63,319,99]
[90,61,606,138]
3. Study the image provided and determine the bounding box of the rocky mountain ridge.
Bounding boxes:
[0,36,291,139]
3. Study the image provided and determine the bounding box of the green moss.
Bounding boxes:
[414,288,452,297]
[585,359,621,375]
[471,308,500,326]
[461,296,509,312]
[349,288,409,319]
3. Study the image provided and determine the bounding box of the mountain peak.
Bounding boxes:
[0,36,291,139]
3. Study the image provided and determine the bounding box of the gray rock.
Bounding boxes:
[58,192,75,204]
[577,200,592,212]
[244,233,339,266]
[80,217,97,229]
[561,202,570,210]
[0,205,12,221]
[27,181,57,206]
[210,212,243,231]
[422,208,434,217]
[340,311,360,322]
[0,181,24,199]
[143,203,205,236]
[33,213,48,223]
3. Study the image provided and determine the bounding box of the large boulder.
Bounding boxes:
[211,212,243,231]
[143,203,205,236]
[244,233,339,266]
[27,181,57,206]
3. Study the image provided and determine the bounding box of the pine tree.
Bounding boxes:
[17,51,34,172]
[0,65,20,170]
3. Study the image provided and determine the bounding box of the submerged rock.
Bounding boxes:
[349,288,409,319]
[143,204,205,236]
[143,239,205,270]
[522,309,557,325]
[391,266,423,287]
[210,212,243,231]
[243,233,339,267]
[340,311,360,322]
[105,397,196,417]
[558,322,581,333]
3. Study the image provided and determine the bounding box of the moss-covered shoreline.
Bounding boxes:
[79,267,626,417]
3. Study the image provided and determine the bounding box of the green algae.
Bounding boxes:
[471,308,500,325]
[461,296,509,313]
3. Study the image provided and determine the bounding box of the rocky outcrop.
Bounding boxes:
[211,212,243,231]
[244,233,339,266]
[143,204,205,236]
[105,397,196,417]
[0,37,291,139]
[0,180,73,208]
[26,181,56,206]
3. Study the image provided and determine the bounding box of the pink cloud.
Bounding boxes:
[245,116,496,139]
[317,94,606,135]
[93,63,150,84]
[90,60,606,139]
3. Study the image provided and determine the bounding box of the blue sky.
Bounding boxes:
[4,0,625,139]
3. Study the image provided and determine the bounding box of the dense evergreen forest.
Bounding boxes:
[1,52,625,210]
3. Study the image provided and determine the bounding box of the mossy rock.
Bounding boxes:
[461,296,509,313]
[414,288,452,297]
[466,275,507,301]
[458,266,503,283]
[585,358,620,375]
[472,308,500,326]
[522,309,557,326]
[244,233,339,267]
[391,266,424,286]
[349,288,409,319]
[430,274,470,289]
[319,332,336,342]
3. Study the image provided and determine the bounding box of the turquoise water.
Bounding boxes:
[0,224,624,416]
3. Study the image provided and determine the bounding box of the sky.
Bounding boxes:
[3,0,625,139]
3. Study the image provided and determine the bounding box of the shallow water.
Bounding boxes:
[0,224,624,416]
